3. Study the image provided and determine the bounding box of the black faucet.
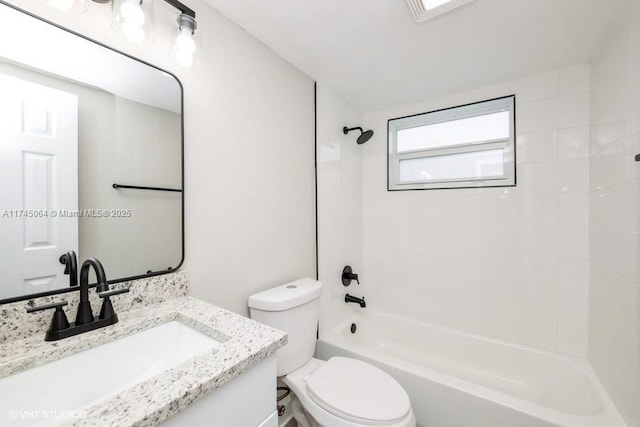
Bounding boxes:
[345,293,366,308]
[26,257,129,341]
[76,258,109,325]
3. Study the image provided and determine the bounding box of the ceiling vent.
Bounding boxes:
[406,0,475,23]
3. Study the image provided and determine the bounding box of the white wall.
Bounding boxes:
[316,85,363,335]
[4,0,316,315]
[588,0,640,424]
[359,66,591,355]
[181,7,315,315]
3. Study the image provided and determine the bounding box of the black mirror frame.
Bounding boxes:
[0,0,185,305]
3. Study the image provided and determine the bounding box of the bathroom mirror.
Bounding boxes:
[0,2,183,303]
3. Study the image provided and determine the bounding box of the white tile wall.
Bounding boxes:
[317,23,639,427]
[588,1,640,425]
[360,66,592,355]
[316,85,364,335]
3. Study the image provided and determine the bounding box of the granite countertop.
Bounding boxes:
[0,295,287,426]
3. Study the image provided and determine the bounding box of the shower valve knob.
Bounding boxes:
[342,265,359,286]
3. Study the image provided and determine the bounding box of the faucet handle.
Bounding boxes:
[342,266,360,286]
[97,287,129,321]
[26,301,70,334]
[26,300,68,313]
[97,287,130,299]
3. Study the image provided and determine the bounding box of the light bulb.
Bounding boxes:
[119,0,145,27]
[174,14,197,67]
[175,27,196,67]
[175,28,196,54]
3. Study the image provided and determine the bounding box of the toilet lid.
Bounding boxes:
[306,357,411,425]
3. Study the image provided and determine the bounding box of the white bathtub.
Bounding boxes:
[316,312,626,427]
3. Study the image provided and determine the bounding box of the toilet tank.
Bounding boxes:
[248,279,322,376]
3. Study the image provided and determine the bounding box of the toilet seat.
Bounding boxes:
[306,357,412,425]
[284,357,415,427]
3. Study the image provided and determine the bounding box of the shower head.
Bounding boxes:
[357,129,374,145]
[343,126,374,145]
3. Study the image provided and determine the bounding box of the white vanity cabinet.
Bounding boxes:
[162,355,278,427]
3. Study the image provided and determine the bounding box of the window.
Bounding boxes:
[388,95,516,191]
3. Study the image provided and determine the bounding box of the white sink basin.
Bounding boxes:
[0,321,222,426]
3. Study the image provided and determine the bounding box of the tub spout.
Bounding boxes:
[345,293,366,308]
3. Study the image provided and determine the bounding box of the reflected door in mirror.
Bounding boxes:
[0,74,78,299]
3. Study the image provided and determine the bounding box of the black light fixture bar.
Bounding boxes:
[163,0,195,18]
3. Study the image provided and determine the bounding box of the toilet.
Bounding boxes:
[249,279,416,427]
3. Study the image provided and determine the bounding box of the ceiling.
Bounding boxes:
[206,0,627,113]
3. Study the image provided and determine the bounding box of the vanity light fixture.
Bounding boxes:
[89,0,198,66]
[406,0,474,22]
